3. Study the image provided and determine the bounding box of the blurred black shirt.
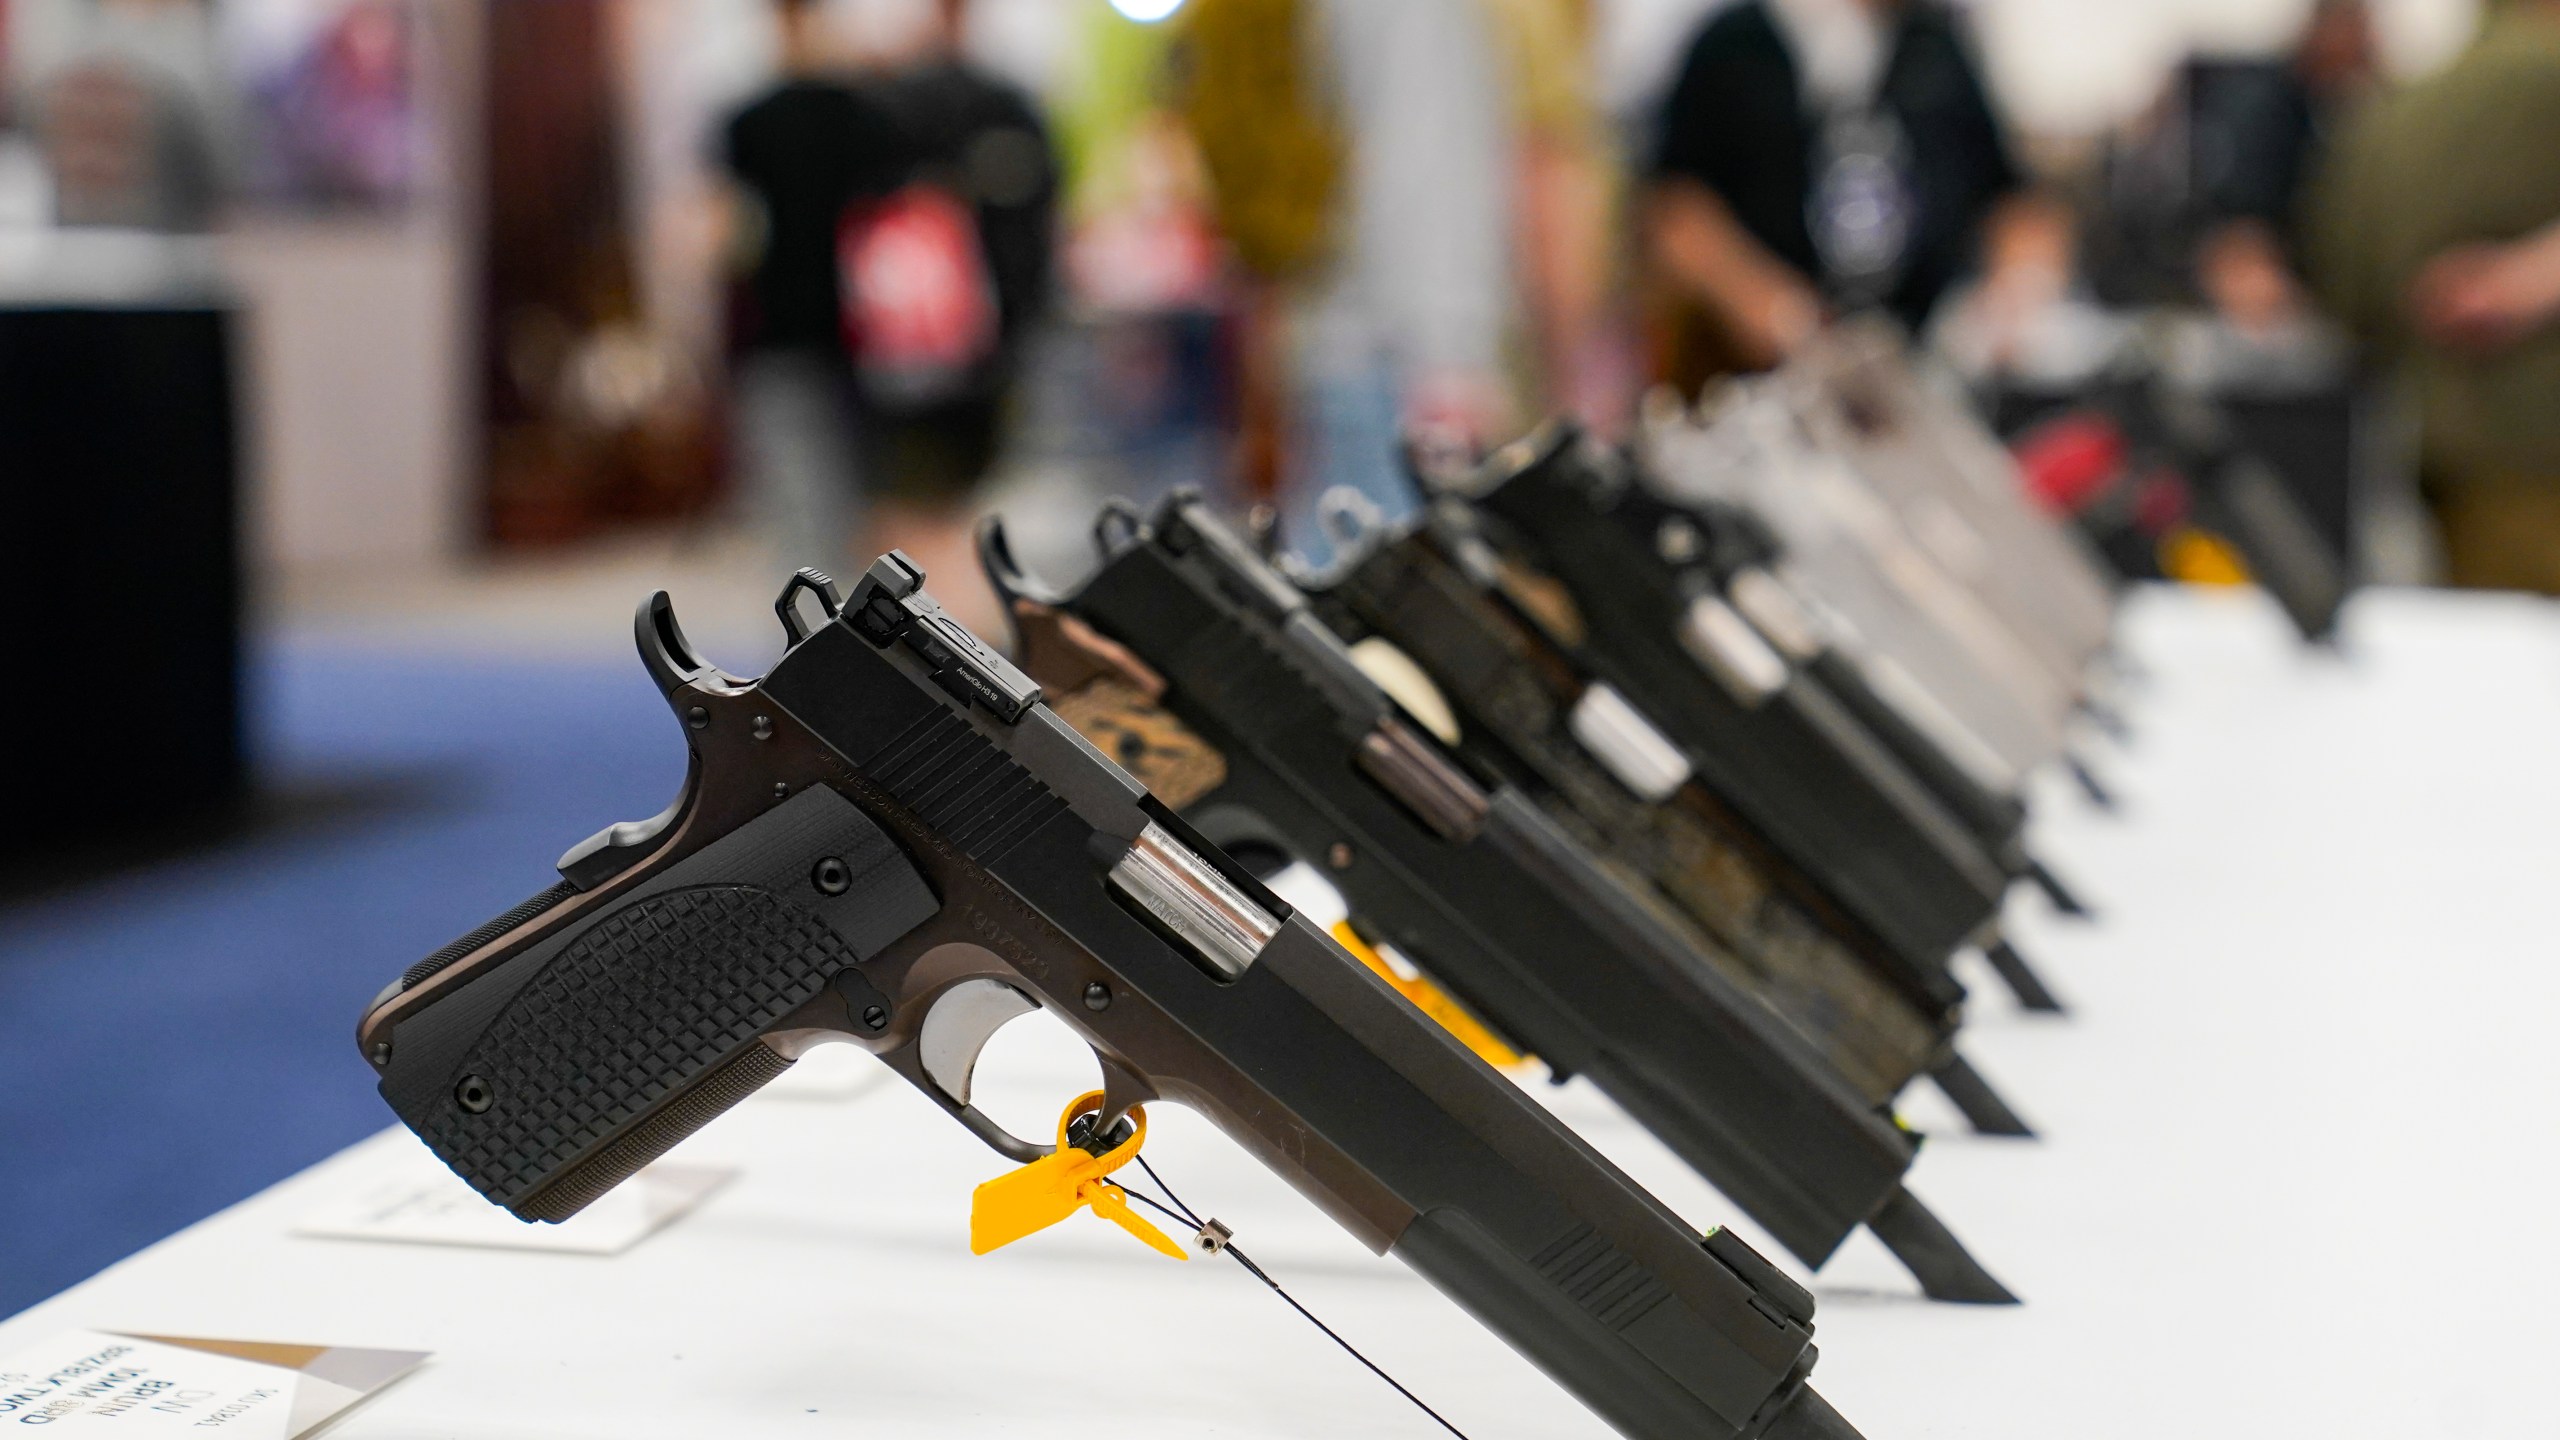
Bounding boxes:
[2086,60,2332,307]
[1652,0,2020,330]
[865,59,1058,373]
[722,79,912,354]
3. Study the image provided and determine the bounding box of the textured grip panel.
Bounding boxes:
[417,884,856,1208]
[401,880,578,991]
[518,1040,793,1222]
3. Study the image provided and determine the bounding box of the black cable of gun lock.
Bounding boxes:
[1120,1153,1473,1440]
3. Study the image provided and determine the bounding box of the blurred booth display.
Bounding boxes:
[479,0,714,547]
[0,232,241,863]
[230,0,433,213]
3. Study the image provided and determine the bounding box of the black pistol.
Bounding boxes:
[1637,384,2101,915]
[2065,365,2351,645]
[1306,495,2035,1137]
[1630,485,2096,921]
[984,497,2014,1304]
[356,555,1867,1440]
[1458,427,2068,1014]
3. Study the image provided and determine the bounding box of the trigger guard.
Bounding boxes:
[913,978,1161,1165]
[1093,1054,1158,1137]
[955,1103,1050,1165]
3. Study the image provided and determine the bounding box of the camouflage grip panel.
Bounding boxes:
[1047,676,1231,809]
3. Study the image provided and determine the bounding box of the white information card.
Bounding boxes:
[0,1332,425,1437]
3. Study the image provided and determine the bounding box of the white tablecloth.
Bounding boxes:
[11,586,2557,1439]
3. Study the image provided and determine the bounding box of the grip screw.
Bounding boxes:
[753,715,774,741]
[686,706,709,730]
[861,1005,889,1031]
[455,1074,494,1114]
[812,856,852,895]
[773,782,790,799]
[1083,981,1112,1012]
[1327,842,1354,870]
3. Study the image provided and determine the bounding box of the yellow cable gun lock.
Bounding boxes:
[970,1091,1192,1260]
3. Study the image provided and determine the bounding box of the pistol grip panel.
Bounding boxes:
[380,784,939,1220]
[414,884,850,1214]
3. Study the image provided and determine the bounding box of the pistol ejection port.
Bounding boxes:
[1108,823,1280,980]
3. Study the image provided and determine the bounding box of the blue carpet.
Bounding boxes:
[0,640,687,1318]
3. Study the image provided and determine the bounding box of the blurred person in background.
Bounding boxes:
[2082,0,2383,337]
[2309,0,2560,592]
[2192,0,2382,336]
[23,0,228,230]
[852,0,1058,636]
[1485,0,1636,435]
[1050,5,1228,510]
[1642,0,2031,383]
[1936,2,2384,383]
[1182,0,1512,568]
[719,0,911,582]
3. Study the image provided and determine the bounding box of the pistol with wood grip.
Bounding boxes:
[355,554,1869,1440]
[1456,427,2068,1014]
[982,496,2014,1304]
[1303,495,2035,1137]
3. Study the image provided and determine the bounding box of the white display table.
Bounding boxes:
[11,586,2556,1439]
